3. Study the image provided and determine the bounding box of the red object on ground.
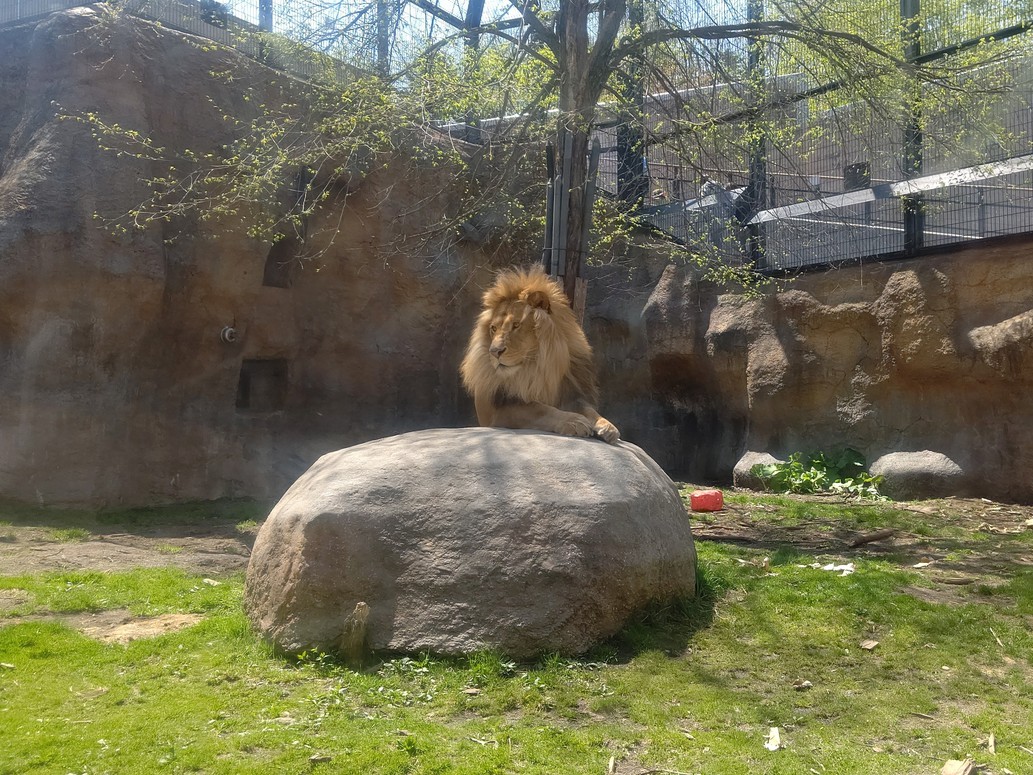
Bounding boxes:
[690,489,724,512]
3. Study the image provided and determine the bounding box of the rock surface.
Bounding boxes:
[644,242,1033,503]
[0,9,498,506]
[5,8,1033,507]
[732,451,783,491]
[869,451,967,501]
[244,428,697,658]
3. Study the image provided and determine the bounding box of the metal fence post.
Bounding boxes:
[745,0,768,268]
[902,0,924,255]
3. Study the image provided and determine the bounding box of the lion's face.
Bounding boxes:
[484,299,540,369]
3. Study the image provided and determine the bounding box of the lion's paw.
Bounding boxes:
[557,414,593,438]
[594,420,621,444]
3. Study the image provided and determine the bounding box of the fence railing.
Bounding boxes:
[631,52,1033,271]
[6,0,1033,271]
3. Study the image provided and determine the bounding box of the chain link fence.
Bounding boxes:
[627,0,1033,271]
[4,0,1033,271]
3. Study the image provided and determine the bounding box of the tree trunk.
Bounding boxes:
[553,0,627,311]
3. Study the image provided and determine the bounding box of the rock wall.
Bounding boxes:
[642,240,1033,503]
[4,7,1033,506]
[0,8,504,506]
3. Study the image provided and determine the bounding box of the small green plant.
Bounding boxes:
[47,527,91,542]
[465,650,517,687]
[751,448,885,499]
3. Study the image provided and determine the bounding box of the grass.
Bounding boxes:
[46,527,92,542]
[2,496,1032,774]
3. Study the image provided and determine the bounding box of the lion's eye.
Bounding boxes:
[489,325,497,335]
[512,322,520,330]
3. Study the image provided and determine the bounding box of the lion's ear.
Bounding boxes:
[522,289,551,312]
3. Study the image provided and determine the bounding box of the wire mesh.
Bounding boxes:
[4,0,1033,270]
[630,1,1033,271]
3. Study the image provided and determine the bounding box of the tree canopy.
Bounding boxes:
[85,0,1033,300]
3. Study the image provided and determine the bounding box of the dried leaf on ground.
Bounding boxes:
[793,679,813,691]
[860,639,879,651]
[940,758,974,775]
[821,562,855,576]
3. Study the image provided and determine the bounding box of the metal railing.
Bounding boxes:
[6,0,1033,271]
[632,54,1033,271]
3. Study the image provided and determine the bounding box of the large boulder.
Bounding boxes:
[244,428,697,659]
[732,451,783,491]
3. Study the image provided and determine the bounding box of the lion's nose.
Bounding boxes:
[490,343,506,358]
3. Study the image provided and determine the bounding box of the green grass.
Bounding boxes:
[46,527,92,542]
[2,498,1032,774]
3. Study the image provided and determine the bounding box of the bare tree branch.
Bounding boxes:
[610,20,915,71]
[506,0,561,59]
[586,0,628,94]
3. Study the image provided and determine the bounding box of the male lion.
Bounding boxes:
[460,266,620,443]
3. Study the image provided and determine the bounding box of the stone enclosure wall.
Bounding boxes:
[641,241,1033,503]
[2,8,1033,506]
[0,7,498,506]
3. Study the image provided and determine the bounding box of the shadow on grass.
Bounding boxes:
[596,559,722,664]
[0,497,272,541]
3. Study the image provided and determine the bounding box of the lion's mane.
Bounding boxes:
[460,266,600,410]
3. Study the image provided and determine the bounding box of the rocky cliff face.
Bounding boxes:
[0,8,504,506]
[4,7,1033,506]
[642,241,1033,502]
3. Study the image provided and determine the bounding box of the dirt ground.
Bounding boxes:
[0,508,260,641]
[2,494,1031,641]
[690,493,1033,591]
[2,494,1032,579]
[0,511,258,576]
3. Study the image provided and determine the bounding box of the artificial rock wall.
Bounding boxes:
[0,7,499,506]
[641,241,1033,503]
[3,7,1033,506]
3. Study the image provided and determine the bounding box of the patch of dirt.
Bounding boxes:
[19,609,205,644]
[0,519,258,575]
[689,493,1033,590]
[0,511,258,643]
[0,589,31,611]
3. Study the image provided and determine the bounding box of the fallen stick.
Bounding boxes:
[849,528,897,547]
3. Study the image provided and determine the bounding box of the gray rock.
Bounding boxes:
[869,450,966,500]
[733,451,783,491]
[244,428,697,659]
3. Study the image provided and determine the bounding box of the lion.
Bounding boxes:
[460,265,620,444]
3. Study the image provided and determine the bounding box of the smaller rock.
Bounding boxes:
[732,451,782,491]
[869,451,967,500]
